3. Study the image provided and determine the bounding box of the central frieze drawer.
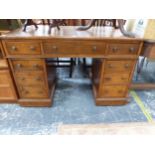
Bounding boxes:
[43,40,106,55]
[11,59,45,71]
[5,41,41,55]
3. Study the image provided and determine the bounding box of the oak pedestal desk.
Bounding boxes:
[0,26,143,107]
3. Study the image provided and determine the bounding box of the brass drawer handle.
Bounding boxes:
[30,46,36,51]
[129,47,135,53]
[21,77,25,81]
[52,46,58,51]
[11,46,17,51]
[38,91,43,94]
[35,77,42,81]
[25,91,29,94]
[108,64,113,68]
[23,90,29,94]
[121,77,126,80]
[16,64,22,69]
[92,46,97,52]
[33,64,39,69]
[112,47,119,52]
[118,90,123,94]
[105,77,111,81]
[124,64,130,68]
[104,90,109,94]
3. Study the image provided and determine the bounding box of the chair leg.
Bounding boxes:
[146,59,149,67]
[136,57,146,80]
[83,58,87,71]
[69,58,74,78]
[57,58,59,65]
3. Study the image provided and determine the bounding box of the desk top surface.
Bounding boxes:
[0,26,143,41]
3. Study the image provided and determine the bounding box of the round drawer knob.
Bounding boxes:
[104,90,109,94]
[21,77,25,81]
[112,47,118,52]
[124,64,130,68]
[108,64,113,68]
[38,91,43,94]
[129,47,135,52]
[11,46,17,51]
[35,77,42,81]
[105,77,111,81]
[52,46,58,50]
[92,46,97,52]
[118,90,123,94]
[121,77,126,80]
[16,64,22,68]
[33,64,39,68]
[24,91,29,94]
[30,46,36,51]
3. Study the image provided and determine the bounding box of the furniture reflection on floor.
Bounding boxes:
[0,25,143,107]
[131,40,155,89]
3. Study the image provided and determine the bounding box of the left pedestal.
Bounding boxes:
[9,59,56,107]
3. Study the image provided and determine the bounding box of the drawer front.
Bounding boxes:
[100,85,127,98]
[15,72,45,86]
[0,59,8,69]
[105,60,134,74]
[103,73,130,84]
[5,41,41,55]
[107,43,140,55]
[19,85,48,99]
[43,40,106,55]
[11,59,45,71]
[0,69,17,100]
[0,86,15,98]
[0,70,11,85]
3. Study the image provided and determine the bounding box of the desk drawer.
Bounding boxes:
[15,72,45,86]
[99,85,127,98]
[43,40,106,55]
[0,59,8,69]
[11,59,44,72]
[103,73,130,84]
[0,70,11,85]
[0,70,17,101]
[107,43,140,55]
[104,60,134,74]
[19,85,48,99]
[0,86,15,99]
[5,41,41,55]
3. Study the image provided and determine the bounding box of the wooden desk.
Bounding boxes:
[0,26,143,107]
